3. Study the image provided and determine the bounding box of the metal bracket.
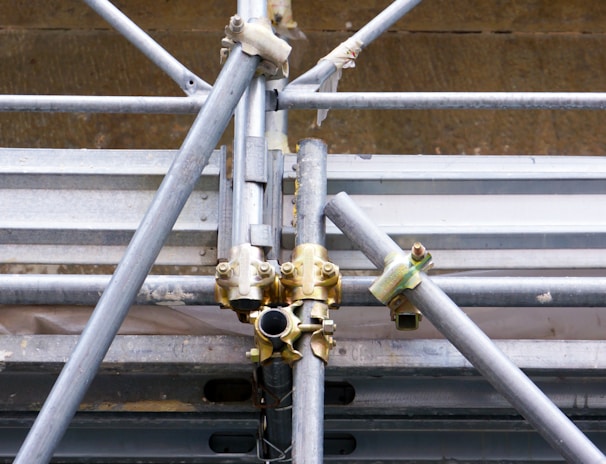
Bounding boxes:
[247,302,337,365]
[245,136,268,183]
[250,303,303,366]
[279,243,341,308]
[369,242,433,330]
[221,15,291,77]
[215,243,278,317]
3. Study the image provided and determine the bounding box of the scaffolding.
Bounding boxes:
[1,1,606,462]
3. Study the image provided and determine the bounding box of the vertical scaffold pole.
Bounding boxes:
[324,192,606,464]
[13,45,260,464]
[232,0,268,246]
[292,139,328,464]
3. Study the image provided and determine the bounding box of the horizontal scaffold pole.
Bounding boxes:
[273,91,606,111]
[1,274,606,308]
[1,92,605,114]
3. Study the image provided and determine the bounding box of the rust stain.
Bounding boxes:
[79,399,198,413]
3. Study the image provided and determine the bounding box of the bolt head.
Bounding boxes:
[258,262,272,276]
[280,262,295,276]
[216,262,231,278]
[229,15,244,33]
[323,319,336,335]
[411,242,426,261]
[246,348,260,363]
[322,262,336,277]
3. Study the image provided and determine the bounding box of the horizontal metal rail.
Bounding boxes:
[0,95,206,114]
[2,274,606,307]
[4,150,606,271]
[274,92,606,110]
[2,335,606,378]
[0,414,605,463]
[2,92,605,114]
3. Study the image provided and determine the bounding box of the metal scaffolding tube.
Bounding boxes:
[0,95,206,113]
[2,91,604,114]
[3,274,606,308]
[292,139,328,464]
[82,0,211,94]
[12,45,260,464]
[324,192,606,464]
[287,0,422,89]
[341,275,606,308]
[231,1,268,246]
[275,91,606,110]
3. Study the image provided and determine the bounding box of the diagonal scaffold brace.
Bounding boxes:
[324,191,606,464]
[11,25,290,461]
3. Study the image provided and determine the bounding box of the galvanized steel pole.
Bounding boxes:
[12,44,260,464]
[232,0,268,246]
[275,91,606,110]
[5,274,606,307]
[0,95,206,113]
[291,139,328,464]
[324,191,606,464]
[83,0,211,94]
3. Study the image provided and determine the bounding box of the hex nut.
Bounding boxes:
[411,242,426,261]
[246,347,260,363]
[321,262,336,278]
[323,319,336,335]
[216,262,231,278]
[280,262,295,276]
[258,262,273,277]
[229,15,244,33]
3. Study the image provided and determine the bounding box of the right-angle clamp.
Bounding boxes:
[369,242,433,330]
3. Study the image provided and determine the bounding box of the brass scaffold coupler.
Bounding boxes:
[369,242,433,331]
[215,243,279,322]
[279,243,341,363]
[279,243,341,308]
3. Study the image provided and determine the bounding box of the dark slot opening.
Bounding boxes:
[325,433,357,455]
[325,381,355,405]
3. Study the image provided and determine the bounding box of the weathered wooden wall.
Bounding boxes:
[1,0,605,154]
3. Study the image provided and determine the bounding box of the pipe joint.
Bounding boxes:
[215,243,279,318]
[222,15,291,78]
[249,302,336,365]
[250,304,303,366]
[369,243,433,331]
[279,243,341,308]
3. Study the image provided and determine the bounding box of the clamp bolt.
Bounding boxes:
[321,262,336,278]
[411,242,426,261]
[216,262,231,278]
[246,347,260,363]
[322,319,336,335]
[229,15,244,33]
[258,262,273,277]
[280,262,295,277]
